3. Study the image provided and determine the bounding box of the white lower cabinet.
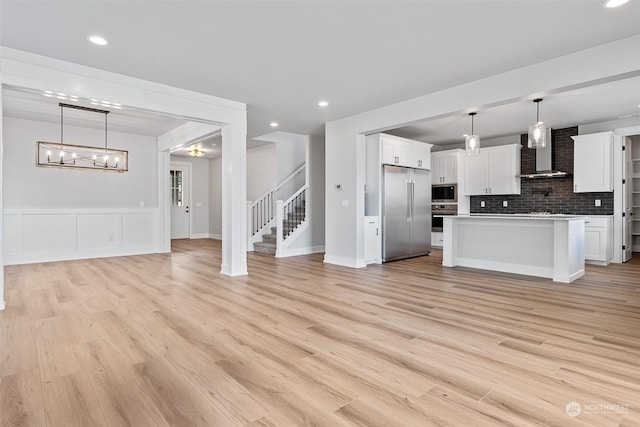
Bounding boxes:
[431,231,443,248]
[365,216,381,264]
[584,216,613,265]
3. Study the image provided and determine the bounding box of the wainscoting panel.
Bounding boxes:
[76,213,120,250]
[22,213,75,253]
[3,208,159,265]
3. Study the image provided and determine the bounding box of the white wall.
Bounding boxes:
[253,131,306,202]
[309,135,325,248]
[170,155,210,237]
[246,143,276,202]
[209,156,222,239]
[4,117,157,208]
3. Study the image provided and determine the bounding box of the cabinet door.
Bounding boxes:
[382,140,397,165]
[394,143,409,167]
[584,226,605,261]
[573,132,613,192]
[487,148,515,195]
[431,155,442,183]
[409,142,430,169]
[365,222,381,263]
[442,153,457,183]
[464,153,488,195]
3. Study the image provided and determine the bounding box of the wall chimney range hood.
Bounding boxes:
[519,128,569,179]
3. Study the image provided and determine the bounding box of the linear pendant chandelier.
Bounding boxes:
[36,103,128,172]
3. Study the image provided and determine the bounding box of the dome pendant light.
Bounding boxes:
[465,112,480,155]
[528,99,547,149]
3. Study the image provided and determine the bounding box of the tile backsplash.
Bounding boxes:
[470,126,614,215]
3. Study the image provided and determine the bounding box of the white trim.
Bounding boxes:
[209,234,222,240]
[190,233,211,239]
[4,208,159,265]
[276,245,325,258]
[323,254,366,269]
[0,301,5,311]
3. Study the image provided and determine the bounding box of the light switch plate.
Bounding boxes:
[595,199,601,207]
[503,201,508,207]
[341,199,349,207]
[480,201,485,208]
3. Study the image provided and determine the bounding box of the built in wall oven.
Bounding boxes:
[432,184,457,203]
[432,204,458,232]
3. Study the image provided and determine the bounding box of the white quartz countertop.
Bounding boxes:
[452,214,587,221]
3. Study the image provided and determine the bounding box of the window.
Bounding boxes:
[170,170,183,206]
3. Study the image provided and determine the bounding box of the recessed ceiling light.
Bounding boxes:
[318,100,329,107]
[604,0,629,8]
[87,35,108,46]
[270,122,279,127]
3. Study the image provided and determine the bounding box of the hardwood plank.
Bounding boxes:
[0,239,637,425]
[0,370,46,427]
[42,371,107,427]
[0,318,39,378]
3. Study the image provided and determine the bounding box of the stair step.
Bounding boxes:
[253,241,276,255]
[262,233,276,243]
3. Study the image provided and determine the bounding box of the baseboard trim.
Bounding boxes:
[4,246,159,266]
[276,245,325,258]
[323,254,366,269]
[190,233,211,239]
[0,300,5,311]
[209,234,222,240]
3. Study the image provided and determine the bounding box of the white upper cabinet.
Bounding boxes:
[431,150,458,184]
[381,135,430,169]
[463,144,521,195]
[572,132,613,193]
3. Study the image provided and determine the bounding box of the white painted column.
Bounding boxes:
[220,115,248,276]
[0,72,5,309]
[157,151,171,253]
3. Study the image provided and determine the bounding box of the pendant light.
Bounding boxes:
[528,98,547,149]
[465,112,480,155]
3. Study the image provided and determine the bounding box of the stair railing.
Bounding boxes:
[276,185,308,255]
[247,164,305,247]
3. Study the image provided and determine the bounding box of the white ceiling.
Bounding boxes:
[1,1,640,143]
[387,76,640,147]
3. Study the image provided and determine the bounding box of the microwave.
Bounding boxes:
[432,184,457,203]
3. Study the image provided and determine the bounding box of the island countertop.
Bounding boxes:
[442,215,585,283]
[461,214,587,220]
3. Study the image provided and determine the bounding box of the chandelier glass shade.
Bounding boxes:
[528,99,547,149]
[465,112,480,155]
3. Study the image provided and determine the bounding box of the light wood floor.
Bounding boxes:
[1,240,639,426]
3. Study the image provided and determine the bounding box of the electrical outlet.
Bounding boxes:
[139,201,145,207]
[595,199,601,207]
[341,199,349,207]
[480,201,486,208]
[503,200,508,207]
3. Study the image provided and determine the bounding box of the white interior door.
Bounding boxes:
[170,164,191,239]
[623,137,633,261]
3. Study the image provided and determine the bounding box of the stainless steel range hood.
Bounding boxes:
[519,128,569,179]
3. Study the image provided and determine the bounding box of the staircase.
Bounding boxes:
[253,198,306,255]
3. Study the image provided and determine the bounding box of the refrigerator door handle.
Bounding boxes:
[407,180,414,222]
[411,180,416,220]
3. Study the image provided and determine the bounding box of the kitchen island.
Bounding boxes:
[442,215,586,283]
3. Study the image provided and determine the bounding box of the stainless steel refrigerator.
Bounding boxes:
[382,165,431,262]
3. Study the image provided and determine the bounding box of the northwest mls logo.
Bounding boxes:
[566,401,581,417]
